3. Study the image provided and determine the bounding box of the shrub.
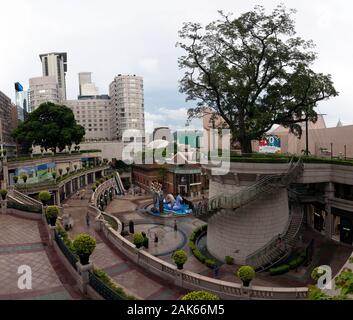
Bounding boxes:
[192,249,206,263]
[225,256,234,265]
[311,267,327,281]
[288,255,306,270]
[205,259,217,269]
[13,176,19,184]
[270,264,290,276]
[188,240,196,251]
[172,250,188,266]
[0,189,8,200]
[20,172,28,183]
[52,172,57,179]
[335,268,353,295]
[99,178,105,184]
[46,205,59,219]
[73,234,96,257]
[133,233,145,248]
[181,291,219,300]
[39,191,51,205]
[92,186,97,192]
[237,266,256,284]
[308,285,331,300]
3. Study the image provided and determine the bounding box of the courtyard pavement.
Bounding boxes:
[63,189,185,300]
[0,214,84,300]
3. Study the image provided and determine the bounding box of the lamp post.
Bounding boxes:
[305,117,309,156]
[331,143,333,159]
[344,145,347,160]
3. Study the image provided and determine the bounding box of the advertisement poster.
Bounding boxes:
[259,135,281,154]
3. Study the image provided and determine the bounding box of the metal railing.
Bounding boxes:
[88,272,125,300]
[54,231,78,271]
[194,157,304,217]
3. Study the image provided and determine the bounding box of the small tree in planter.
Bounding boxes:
[58,169,63,177]
[73,234,96,265]
[66,167,70,174]
[133,233,145,249]
[20,173,28,184]
[143,236,149,249]
[237,266,255,287]
[46,206,59,226]
[13,176,19,184]
[39,191,51,206]
[0,189,8,200]
[172,250,188,270]
[74,164,78,172]
[52,172,57,181]
[92,186,97,192]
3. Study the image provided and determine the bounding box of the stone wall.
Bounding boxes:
[207,187,289,264]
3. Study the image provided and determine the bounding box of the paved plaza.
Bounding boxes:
[0,214,83,300]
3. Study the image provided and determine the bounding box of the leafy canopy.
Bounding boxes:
[177,5,338,153]
[12,102,85,153]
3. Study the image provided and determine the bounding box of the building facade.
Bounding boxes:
[14,82,29,122]
[78,72,99,98]
[0,91,16,148]
[29,76,60,111]
[65,96,114,142]
[39,52,68,100]
[109,75,145,141]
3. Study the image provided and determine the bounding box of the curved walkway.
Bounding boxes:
[63,188,185,300]
[0,213,84,300]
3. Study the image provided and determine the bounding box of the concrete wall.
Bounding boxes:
[207,188,289,264]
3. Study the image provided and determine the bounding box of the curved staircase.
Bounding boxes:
[195,158,305,271]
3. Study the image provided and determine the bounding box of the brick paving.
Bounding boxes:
[64,188,186,300]
[0,214,84,300]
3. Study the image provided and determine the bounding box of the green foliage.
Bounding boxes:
[177,5,338,153]
[39,191,51,203]
[72,234,96,257]
[335,268,353,295]
[205,259,217,269]
[20,172,28,183]
[12,102,85,153]
[133,233,145,247]
[181,291,220,300]
[225,256,234,265]
[311,267,327,281]
[288,254,306,270]
[93,268,136,300]
[237,266,255,283]
[52,172,57,179]
[46,206,59,219]
[13,176,19,184]
[270,264,290,275]
[172,250,188,266]
[307,285,331,300]
[193,249,206,264]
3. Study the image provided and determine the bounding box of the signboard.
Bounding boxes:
[259,135,281,154]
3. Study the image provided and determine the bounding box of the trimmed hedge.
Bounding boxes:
[7,201,42,214]
[269,264,290,275]
[189,225,212,267]
[181,291,220,300]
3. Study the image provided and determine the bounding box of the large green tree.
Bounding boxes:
[177,5,338,153]
[12,102,85,153]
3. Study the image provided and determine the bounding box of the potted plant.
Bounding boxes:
[225,256,234,265]
[13,176,19,184]
[58,169,63,177]
[181,291,220,300]
[52,172,57,180]
[0,189,8,200]
[237,266,255,287]
[72,234,96,265]
[172,250,188,270]
[66,167,70,174]
[74,164,78,171]
[20,173,28,184]
[46,205,59,226]
[143,236,149,249]
[92,186,97,192]
[39,191,51,206]
[133,233,145,249]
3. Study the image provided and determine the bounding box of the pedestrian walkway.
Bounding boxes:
[0,214,84,300]
[63,188,185,300]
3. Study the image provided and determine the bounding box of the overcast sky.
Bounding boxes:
[1,0,352,132]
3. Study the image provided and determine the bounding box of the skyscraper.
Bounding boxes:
[39,52,67,100]
[78,72,99,98]
[29,76,60,111]
[14,82,29,122]
[109,74,145,141]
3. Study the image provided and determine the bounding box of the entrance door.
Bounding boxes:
[340,217,353,245]
[314,211,324,232]
[179,185,187,197]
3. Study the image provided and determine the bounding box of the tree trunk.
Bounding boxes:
[240,138,253,155]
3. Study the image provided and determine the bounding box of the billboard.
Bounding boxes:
[259,135,281,154]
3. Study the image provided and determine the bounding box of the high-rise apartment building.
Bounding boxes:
[39,52,67,100]
[0,91,16,146]
[79,72,99,98]
[29,76,60,111]
[109,74,145,141]
[65,96,113,142]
